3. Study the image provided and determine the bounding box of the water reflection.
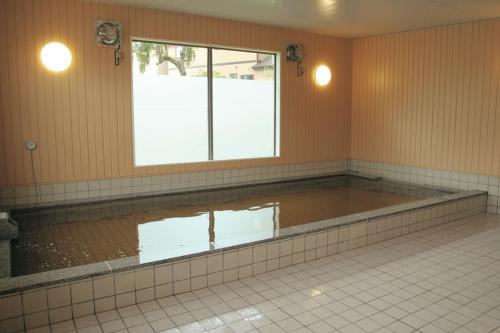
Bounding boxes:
[138,204,277,263]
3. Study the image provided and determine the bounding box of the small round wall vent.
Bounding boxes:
[96,22,121,47]
[95,20,123,65]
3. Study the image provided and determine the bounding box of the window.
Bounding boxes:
[132,40,279,166]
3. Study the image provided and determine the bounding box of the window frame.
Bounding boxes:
[130,37,281,167]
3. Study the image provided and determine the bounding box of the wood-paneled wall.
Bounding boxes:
[4,0,496,186]
[352,19,500,176]
[0,0,352,186]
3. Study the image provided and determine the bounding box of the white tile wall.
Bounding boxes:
[351,160,499,214]
[0,160,350,208]
[3,159,497,216]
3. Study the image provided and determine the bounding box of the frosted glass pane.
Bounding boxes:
[132,41,208,166]
[212,49,276,160]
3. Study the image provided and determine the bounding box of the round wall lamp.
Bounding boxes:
[40,42,72,72]
[315,65,331,86]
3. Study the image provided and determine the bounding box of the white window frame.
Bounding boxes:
[130,37,281,167]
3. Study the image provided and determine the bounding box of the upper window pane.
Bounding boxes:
[132,41,208,166]
[212,49,276,160]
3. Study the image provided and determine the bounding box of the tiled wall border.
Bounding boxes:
[0,193,487,332]
[2,159,498,215]
[351,160,500,215]
[0,160,350,209]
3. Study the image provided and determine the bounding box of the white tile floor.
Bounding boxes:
[28,214,500,333]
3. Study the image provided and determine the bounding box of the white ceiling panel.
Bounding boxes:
[88,0,500,38]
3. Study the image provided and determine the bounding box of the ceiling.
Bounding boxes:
[90,0,500,38]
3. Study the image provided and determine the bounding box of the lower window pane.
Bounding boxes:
[132,41,208,166]
[212,49,276,160]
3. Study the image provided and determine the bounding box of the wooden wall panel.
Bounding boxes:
[0,0,352,186]
[352,19,500,176]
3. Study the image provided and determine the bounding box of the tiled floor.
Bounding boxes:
[29,213,500,333]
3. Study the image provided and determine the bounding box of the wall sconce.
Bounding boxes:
[96,20,123,65]
[286,43,305,77]
[315,65,331,86]
[40,42,72,72]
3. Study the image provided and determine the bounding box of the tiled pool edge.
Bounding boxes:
[0,175,457,295]
[0,191,487,332]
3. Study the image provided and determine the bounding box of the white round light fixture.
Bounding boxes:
[41,42,72,72]
[315,65,331,86]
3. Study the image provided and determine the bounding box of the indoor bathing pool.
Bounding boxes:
[7,175,448,277]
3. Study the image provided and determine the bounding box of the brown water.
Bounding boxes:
[10,176,445,276]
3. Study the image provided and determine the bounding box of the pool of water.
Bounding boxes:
[9,176,447,276]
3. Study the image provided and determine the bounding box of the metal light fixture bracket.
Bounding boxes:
[286,43,305,76]
[96,20,123,65]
